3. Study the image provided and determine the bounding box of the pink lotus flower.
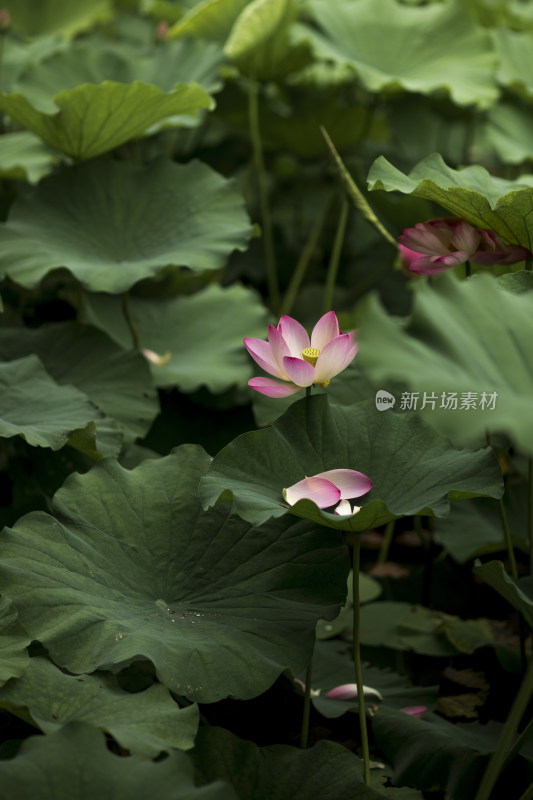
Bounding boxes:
[282,468,372,516]
[325,683,383,701]
[399,218,530,275]
[244,311,357,398]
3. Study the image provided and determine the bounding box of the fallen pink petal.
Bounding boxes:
[283,468,371,515]
[400,706,428,718]
[326,683,384,701]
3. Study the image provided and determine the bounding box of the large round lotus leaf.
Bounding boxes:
[0,722,237,800]
[0,354,102,452]
[356,271,533,456]
[0,132,60,183]
[481,101,533,166]
[0,656,198,757]
[299,0,498,109]
[8,0,112,38]
[367,152,533,251]
[169,0,250,41]
[0,81,213,161]
[0,445,349,703]
[83,283,269,392]
[200,395,502,532]
[0,597,30,688]
[493,27,533,100]
[0,158,253,293]
[0,322,159,444]
[192,726,387,800]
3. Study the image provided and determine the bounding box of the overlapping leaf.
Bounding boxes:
[0,132,60,183]
[169,0,250,41]
[8,0,112,38]
[299,0,498,108]
[0,598,30,688]
[200,395,503,531]
[83,284,269,392]
[0,445,349,703]
[0,722,237,800]
[0,656,198,757]
[367,152,533,250]
[0,158,253,293]
[0,81,213,160]
[357,271,533,455]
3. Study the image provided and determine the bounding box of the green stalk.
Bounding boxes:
[486,432,518,582]
[526,257,532,272]
[121,293,140,350]
[474,655,533,800]
[529,457,533,576]
[248,79,280,314]
[281,198,330,318]
[501,716,533,771]
[300,658,313,749]
[353,537,371,784]
[465,260,471,278]
[519,783,533,800]
[323,197,349,314]
[377,519,395,564]
[306,386,312,399]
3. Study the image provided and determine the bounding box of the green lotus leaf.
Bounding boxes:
[0,722,237,800]
[83,283,269,392]
[169,0,250,41]
[200,395,503,532]
[356,271,533,455]
[0,354,102,452]
[0,445,349,703]
[0,656,198,757]
[224,0,311,81]
[8,0,112,38]
[493,27,533,100]
[0,81,213,160]
[473,560,533,629]
[0,131,61,183]
[0,322,159,447]
[481,101,533,165]
[307,639,438,720]
[192,726,389,800]
[0,157,253,293]
[367,152,533,250]
[0,598,30,688]
[299,0,498,108]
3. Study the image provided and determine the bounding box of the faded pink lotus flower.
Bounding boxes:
[325,683,383,701]
[245,311,357,398]
[399,218,530,275]
[400,706,427,718]
[282,468,371,516]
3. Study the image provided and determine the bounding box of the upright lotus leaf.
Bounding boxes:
[0,656,198,757]
[169,0,250,41]
[356,271,533,455]
[192,726,389,800]
[0,158,253,293]
[493,27,533,100]
[0,722,237,800]
[473,560,533,629]
[299,0,498,108]
[0,132,60,183]
[0,323,159,443]
[83,284,269,392]
[0,597,30,688]
[367,152,533,251]
[224,0,311,81]
[372,708,533,799]
[481,101,533,165]
[0,81,213,161]
[0,445,349,703]
[8,0,112,38]
[200,395,503,532]
[0,354,102,452]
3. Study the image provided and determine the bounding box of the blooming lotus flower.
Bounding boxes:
[244,311,357,398]
[399,218,530,275]
[282,468,372,516]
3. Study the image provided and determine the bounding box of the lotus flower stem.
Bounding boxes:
[248,79,280,314]
[323,197,349,314]
[377,519,395,564]
[486,432,518,582]
[306,386,312,399]
[526,257,532,272]
[474,655,533,800]
[465,259,471,277]
[281,197,330,317]
[352,536,371,784]
[300,658,313,749]
[121,292,140,350]
[529,457,533,576]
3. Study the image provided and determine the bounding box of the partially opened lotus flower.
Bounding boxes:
[283,468,372,516]
[244,311,357,398]
[399,218,530,275]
